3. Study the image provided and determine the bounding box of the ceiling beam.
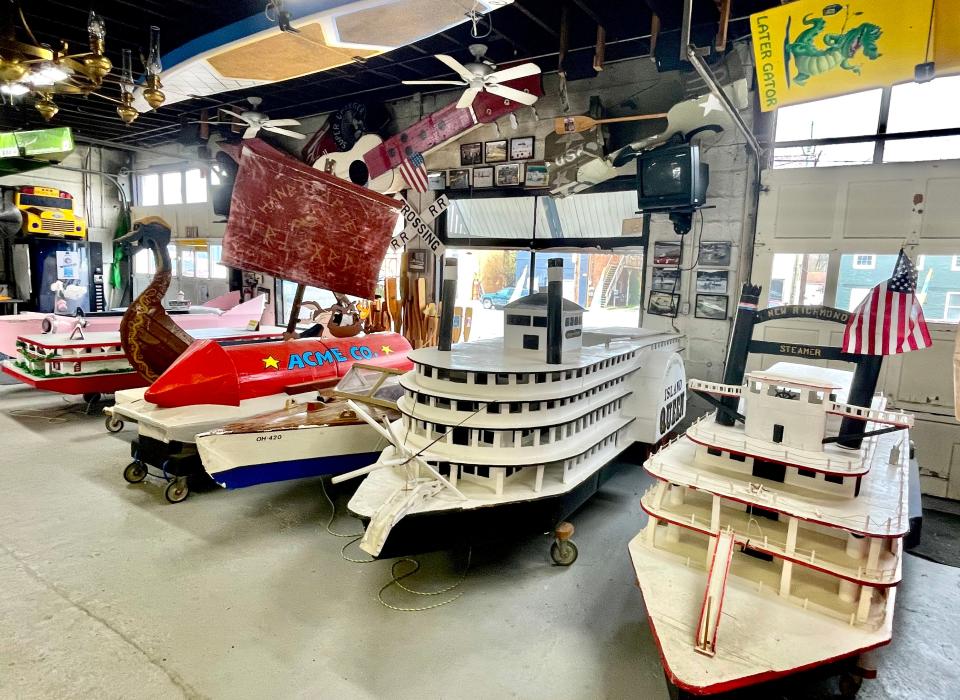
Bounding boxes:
[511,1,560,39]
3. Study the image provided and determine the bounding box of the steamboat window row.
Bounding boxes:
[405,374,628,416]
[404,396,627,448]
[415,349,637,386]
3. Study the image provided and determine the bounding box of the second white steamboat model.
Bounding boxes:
[629,362,914,694]
[341,258,686,560]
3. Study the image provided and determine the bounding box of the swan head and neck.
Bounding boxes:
[116,216,173,274]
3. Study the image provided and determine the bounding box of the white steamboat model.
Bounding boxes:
[628,363,914,695]
[342,258,686,561]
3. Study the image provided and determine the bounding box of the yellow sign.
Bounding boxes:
[751,0,933,111]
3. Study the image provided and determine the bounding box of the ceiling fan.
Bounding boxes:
[402,44,540,110]
[197,96,306,140]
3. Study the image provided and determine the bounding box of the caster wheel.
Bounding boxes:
[123,461,147,484]
[839,672,863,699]
[105,415,124,433]
[82,392,101,404]
[550,539,578,566]
[164,478,189,504]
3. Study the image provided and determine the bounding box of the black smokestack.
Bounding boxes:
[438,258,458,351]
[716,283,761,426]
[547,258,563,365]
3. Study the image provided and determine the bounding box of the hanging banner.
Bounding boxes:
[750,0,933,112]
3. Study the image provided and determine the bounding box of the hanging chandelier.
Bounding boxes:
[0,1,165,124]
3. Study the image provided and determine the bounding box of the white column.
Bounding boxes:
[534,465,544,493]
[710,495,721,532]
[779,517,798,597]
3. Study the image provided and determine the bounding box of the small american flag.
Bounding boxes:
[398,152,429,193]
[842,250,932,355]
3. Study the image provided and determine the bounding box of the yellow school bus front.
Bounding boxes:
[14,186,87,239]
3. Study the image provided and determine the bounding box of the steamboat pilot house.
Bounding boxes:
[346,258,686,558]
[629,366,915,692]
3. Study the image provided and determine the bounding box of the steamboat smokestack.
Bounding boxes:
[716,283,761,426]
[438,258,458,351]
[547,258,563,365]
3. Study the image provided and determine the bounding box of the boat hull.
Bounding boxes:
[347,454,647,559]
[198,419,392,490]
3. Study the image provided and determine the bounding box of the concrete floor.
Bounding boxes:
[1,383,958,700]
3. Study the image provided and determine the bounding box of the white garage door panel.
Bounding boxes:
[844,180,915,238]
[921,177,960,239]
[772,183,838,238]
[756,160,960,499]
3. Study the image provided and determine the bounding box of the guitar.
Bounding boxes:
[314,74,543,194]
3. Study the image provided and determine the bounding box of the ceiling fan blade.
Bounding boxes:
[262,118,300,128]
[435,54,477,83]
[486,62,541,84]
[456,86,482,110]
[242,125,260,139]
[265,126,306,140]
[220,108,250,123]
[485,83,539,106]
[402,80,467,86]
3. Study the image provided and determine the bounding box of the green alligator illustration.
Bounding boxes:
[788,14,882,86]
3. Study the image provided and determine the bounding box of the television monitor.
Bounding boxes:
[636,143,709,211]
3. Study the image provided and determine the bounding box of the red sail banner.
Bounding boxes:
[222,139,401,297]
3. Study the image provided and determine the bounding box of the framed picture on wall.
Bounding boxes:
[648,291,680,317]
[524,162,549,188]
[427,171,446,191]
[699,241,733,267]
[695,269,728,294]
[484,139,508,163]
[653,241,682,266]
[695,294,728,320]
[495,162,522,186]
[652,267,681,291]
[510,136,535,160]
[460,142,482,166]
[448,168,471,190]
[473,166,494,188]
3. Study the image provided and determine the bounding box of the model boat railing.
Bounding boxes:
[827,402,914,428]
[647,451,908,534]
[641,485,900,584]
[688,378,742,397]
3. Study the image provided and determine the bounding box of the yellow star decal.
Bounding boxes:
[262,355,280,369]
[381,345,394,355]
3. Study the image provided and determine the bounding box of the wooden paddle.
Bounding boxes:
[385,277,401,332]
[554,112,668,135]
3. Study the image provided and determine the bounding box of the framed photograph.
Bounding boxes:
[408,250,427,272]
[495,162,522,187]
[460,142,482,166]
[473,166,494,189]
[523,161,549,188]
[699,241,733,267]
[653,241,682,266]
[484,139,508,163]
[695,294,728,320]
[695,269,728,294]
[448,168,471,190]
[510,136,535,160]
[648,291,680,318]
[652,267,681,291]
[427,171,446,191]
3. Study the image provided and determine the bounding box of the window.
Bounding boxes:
[768,254,828,306]
[139,173,159,206]
[852,255,875,270]
[507,314,531,326]
[195,249,209,278]
[946,293,960,322]
[210,244,228,279]
[184,169,208,204]
[161,171,183,205]
[179,249,195,278]
[774,78,960,168]
[836,254,960,322]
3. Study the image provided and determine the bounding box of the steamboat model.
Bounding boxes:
[342,258,686,561]
[629,281,924,696]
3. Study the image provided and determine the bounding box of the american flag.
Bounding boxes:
[842,250,932,355]
[398,152,429,193]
